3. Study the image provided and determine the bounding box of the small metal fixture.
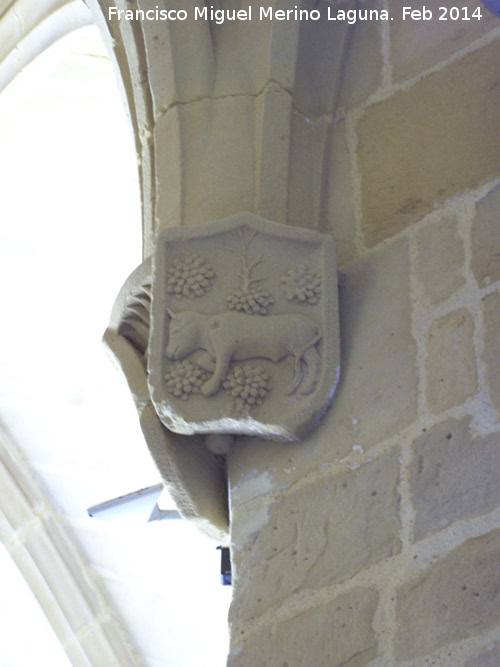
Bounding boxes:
[87,484,181,522]
[217,546,232,586]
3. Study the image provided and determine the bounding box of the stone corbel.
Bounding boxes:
[104,213,340,539]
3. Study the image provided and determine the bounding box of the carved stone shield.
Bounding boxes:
[148,213,340,441]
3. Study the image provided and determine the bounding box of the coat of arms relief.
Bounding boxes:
[148,213,340,441]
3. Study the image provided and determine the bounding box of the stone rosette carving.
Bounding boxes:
[166,253,215,299]
[223,364,272,416]
[163,360,209,400]
[281,265,322,304]
[148,213,340,441]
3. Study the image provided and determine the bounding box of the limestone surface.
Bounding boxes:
[230,451,400,621]
[482,291,500,413]
[395,529,500,660]
[324,121,356,266]
[357,40,500,246]
[156,98,257,228]
[465,642,500,667]
[471,185,500,288]
[336,4,382,110]
[415,217,465,304]
[409,417,500,540]
[316,237,418,455]
[388,0,497,82]
[229,588,378,667]
[293,0,360,117]
[294,0,382,114]
[426,309,477,414]
[287,114,330,232]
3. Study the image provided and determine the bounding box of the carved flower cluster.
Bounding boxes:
[223,365,271,414]
[226,287,274,315]
[281,266,321,305]
[166,254,215,299]
[164,360,208,401]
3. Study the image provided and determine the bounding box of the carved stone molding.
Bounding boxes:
[0,426,140,666]
[0,0,93,93]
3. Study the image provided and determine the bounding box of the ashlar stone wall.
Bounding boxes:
[227,5,500,666]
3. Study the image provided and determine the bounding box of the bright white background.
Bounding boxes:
[0,23,231,667]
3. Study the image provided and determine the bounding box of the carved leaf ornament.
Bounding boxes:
[148,213,340,441]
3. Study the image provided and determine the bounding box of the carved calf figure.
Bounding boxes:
[166,309,322,396]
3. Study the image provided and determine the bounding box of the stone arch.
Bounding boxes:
[0,0,92,92]
[0,5,144,661]
[0,424,139,665]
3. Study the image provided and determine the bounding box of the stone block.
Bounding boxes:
[311,239,418,453]
[254,85,293,223]
[324,121,356,266]
[426,309,477,414]
[142,4,231,110]
[230,451,400,621]
[409,416,500,540]
[229,588,378,667]
[293,0,382,117]
[415,216,465,304]
[395,528,500,660]
[155,97,257,229]
[337,2,383,110]
[471,185,500,288]
[293,0,354,117]
[287,113,330,230]
[465,642,500,667]
[388,0,498,83]
[155,89,295,229]
[357,40,500,246]
[482,291,500,412]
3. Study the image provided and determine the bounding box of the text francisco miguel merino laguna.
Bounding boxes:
[108,5,392,24]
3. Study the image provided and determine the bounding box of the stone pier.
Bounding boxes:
[87,2,500,664]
